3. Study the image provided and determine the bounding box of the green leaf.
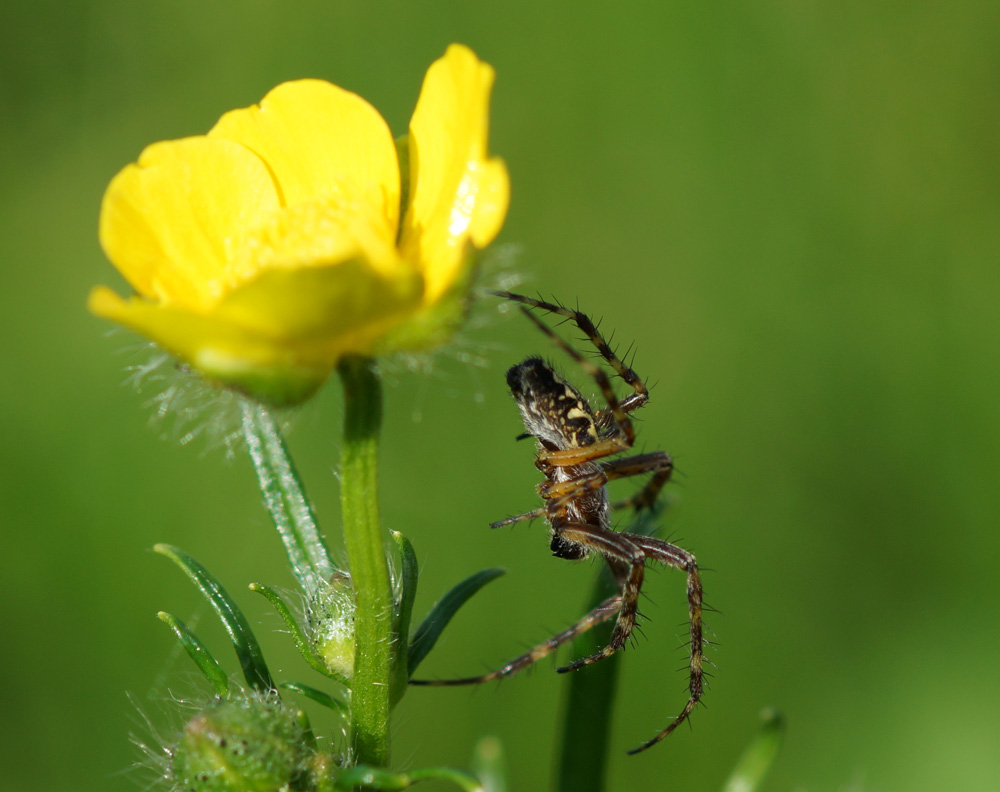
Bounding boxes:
[408,568,505,675]
[157,611,229,698]
[279,681,349,714]
[241,401,334,596]
[390,530,419,705]
[335,765,483,792]
[391,530,419,649]
[722,708,785,792]
[248,582,350,684]
[154,544,275,693]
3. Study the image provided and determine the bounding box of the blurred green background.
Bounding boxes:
[2,1,998,790]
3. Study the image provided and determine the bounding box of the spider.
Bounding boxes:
[411,291,705,754]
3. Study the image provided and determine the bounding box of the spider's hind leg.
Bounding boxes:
[551,524,646,673]
[625,533,705,754]
[408,594,621,687]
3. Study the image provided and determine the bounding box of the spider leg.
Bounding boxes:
[494,291,644,445]
[494,291,649,408]
[489,507,546,529]
[601,451,674,512]
[624,533,704,754]
[550,523,646,673]
[408,594,621,686]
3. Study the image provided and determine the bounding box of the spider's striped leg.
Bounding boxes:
[625,533,704,754]
[601,451,674,512]
[494,290,649,407]
[489,507,546,529]
[493,291,646,444]
[408,595,621,687]
[551,524,646,673]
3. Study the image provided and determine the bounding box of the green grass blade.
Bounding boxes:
[157,611,229,697]
[241,401,334,596]
[556,569,621,792]
[154,544,275,693]
[722,708,785,792]
[471,736,507,792]
[407,568,505,675]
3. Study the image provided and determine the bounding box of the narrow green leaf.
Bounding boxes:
[390,530,420,705]
[391,530,419,648]
[279,681,349,714]
[556,569,621,792]
[154,544,275,693]
[408,568,505,675]
[248,582,349,684]
[722,708,785,792]
[335,765,483,792]
[157,611,229,698]
[241,401,334,596]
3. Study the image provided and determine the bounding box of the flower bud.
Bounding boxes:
[171,695,309,792]
[307,571,356,680]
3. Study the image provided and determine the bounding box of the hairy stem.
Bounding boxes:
[337,356,393,767]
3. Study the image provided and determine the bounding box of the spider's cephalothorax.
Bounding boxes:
[411,292,706,755]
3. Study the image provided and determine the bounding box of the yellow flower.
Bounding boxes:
[89,44,509,405]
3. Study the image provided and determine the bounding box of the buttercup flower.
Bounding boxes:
[90,44,509,405]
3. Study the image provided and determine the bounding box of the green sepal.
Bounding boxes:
[154,544,275,693]
[249,582,349,684]
[408,568,505,675]
[157,611,230,698]
[335,765,483,792]
[242,401,335,597]
[279,681,349,715]
[722,708,785,792]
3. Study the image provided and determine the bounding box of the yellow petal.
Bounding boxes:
[89,252,422,403]
[467,156,510,248]
[401,44,510,304]
[214,258,422,346]
[99,137,281,310]
[210,80,400,231]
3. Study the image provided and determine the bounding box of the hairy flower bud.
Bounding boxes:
[307,571,356,680]
[171,695,310,792]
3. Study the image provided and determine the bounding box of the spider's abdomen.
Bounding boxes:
[506,357,600,450]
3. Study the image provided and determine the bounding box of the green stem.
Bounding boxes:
[338,356,393,767]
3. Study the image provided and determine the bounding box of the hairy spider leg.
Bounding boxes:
[493,291,645,444]
[550,523,646,672]
[601,452,674,512]
[625,533,704,754]
[408,594,622,686]
[494,290,649,413]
